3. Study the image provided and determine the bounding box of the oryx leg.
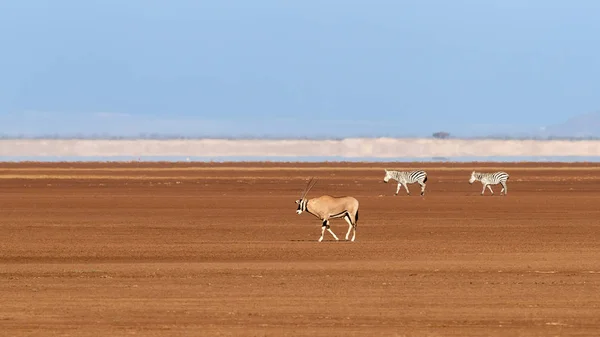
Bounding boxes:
[318,223,326,242]
[319,220,338,242]
[350,213,357,242]
[318,220,327,242]
[344,214,354,241]
[487,184,494,195]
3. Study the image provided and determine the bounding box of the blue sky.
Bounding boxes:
[1,0,599,138]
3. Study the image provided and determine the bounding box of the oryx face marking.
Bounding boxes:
[295,199,304,214]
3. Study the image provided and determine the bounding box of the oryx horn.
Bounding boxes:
[300,177,318,199]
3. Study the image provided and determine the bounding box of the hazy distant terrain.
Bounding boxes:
[2,111,600,162]
[2,111,600,141]
[538,111,600,138]
[1,138,600,159]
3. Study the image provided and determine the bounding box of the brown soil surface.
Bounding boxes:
[1,162,600,336]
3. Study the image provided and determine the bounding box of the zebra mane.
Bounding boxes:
[386,170,404,178]
[472,171,492,181]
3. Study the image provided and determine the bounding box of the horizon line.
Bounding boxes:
[2,135,600,141]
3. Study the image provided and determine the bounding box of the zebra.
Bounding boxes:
[469,171,510,196]
[383,169,428,196]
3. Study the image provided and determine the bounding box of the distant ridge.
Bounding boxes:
[540,111,600,138]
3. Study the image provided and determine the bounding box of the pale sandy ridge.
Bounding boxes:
[2,139,600,157]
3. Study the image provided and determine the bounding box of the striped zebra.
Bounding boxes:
[383,169,428,196]
[469,171,510,196]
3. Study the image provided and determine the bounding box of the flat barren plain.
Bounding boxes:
[1,161,600,337]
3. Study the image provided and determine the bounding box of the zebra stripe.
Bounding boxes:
[383,169,428,196]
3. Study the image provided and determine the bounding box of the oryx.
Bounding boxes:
[295,177,360,242]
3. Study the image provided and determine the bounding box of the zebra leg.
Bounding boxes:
[419,181,426,196]
[403,183,411,195]
[395,183,401,195]
[501,182,507,195]
[481,184,487,195]
[344,214,353,241]
[487,185,494,195]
